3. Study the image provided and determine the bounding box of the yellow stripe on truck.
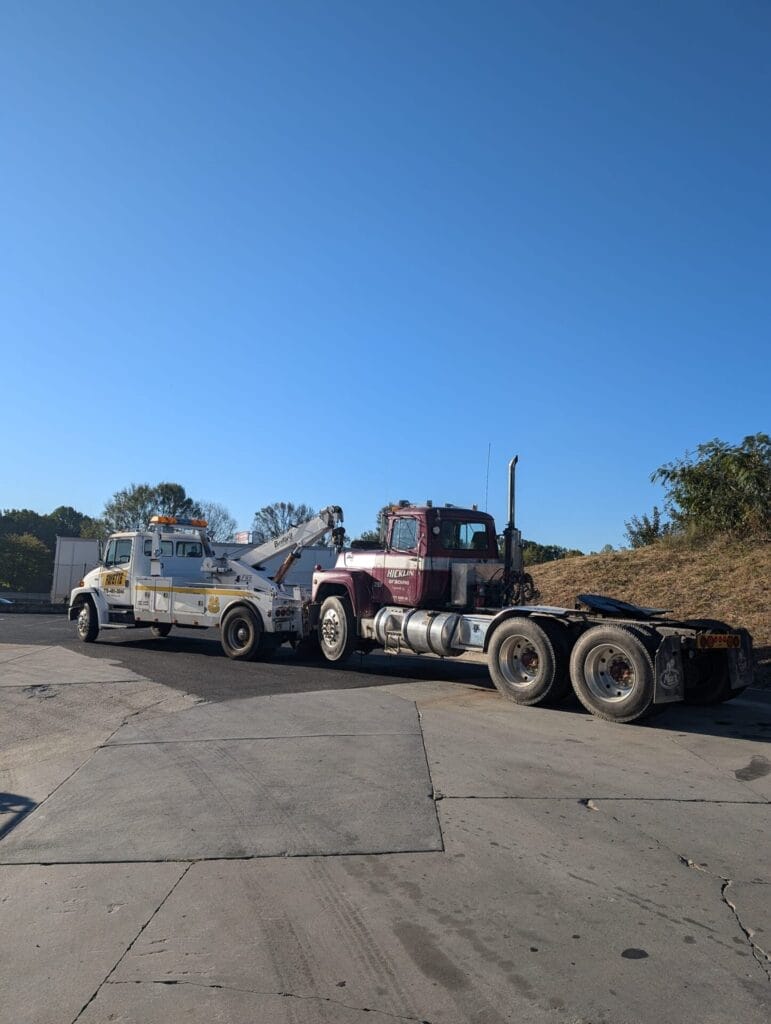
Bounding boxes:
[134,585,264,598]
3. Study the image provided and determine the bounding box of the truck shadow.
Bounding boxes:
[73,633,770,741]
[0,792,37,841]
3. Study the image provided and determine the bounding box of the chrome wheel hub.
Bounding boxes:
[585,644,635,701]
[498,635,540,687]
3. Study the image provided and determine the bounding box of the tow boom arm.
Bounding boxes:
[236,506,345,582]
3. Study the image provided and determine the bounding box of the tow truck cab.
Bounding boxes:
[72,519,213,614]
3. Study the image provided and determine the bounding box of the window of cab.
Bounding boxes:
[143,539,173,557]
[438,520,490,551]
[390,517,418,551]
[176,541,203,558]
[104,538,133,566]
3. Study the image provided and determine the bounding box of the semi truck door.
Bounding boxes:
[382,516,423,606]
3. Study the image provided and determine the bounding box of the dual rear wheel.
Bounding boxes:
[488,619,658,723]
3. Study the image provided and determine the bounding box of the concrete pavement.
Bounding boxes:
[0,617,769,1023]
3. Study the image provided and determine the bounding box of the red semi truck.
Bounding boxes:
[309,458,753,723]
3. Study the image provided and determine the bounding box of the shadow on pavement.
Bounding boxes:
[0,793,37,841]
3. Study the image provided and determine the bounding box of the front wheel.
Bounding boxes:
[150,623,172,638]
[569,625,655,723]
[487,618,569,706]
[75,600,99,643]
[318,596,356,663]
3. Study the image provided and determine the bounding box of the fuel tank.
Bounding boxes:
[374,606,462,657]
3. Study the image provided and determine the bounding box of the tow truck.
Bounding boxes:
[69,507,345,660]
[310,458,753,723]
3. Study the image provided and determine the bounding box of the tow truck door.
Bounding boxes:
[99,537,134,607]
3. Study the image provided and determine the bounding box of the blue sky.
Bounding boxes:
[2,1,769,551]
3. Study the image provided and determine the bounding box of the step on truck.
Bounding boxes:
[310,458,753,723]
[69,507,345,660]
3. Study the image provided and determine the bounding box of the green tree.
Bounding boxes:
[624,506,672,548]
[0,509,57,552]
[520,539,584,566]
[252,502,316,544]
[103,483,199,532]
[652,433,771,536]
[0,533,52,592]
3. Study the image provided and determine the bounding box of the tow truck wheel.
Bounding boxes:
[76,600,99,643]
[318,595,356,663]
[221,606,263,661]
[488,618,569,706]
[569,625,655,723]
[682,620,744,704]
[150,624,172,638]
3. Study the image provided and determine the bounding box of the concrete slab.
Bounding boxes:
[0,678,199,811]
[596,799,771,882]
[93,798,769,1024]
[108,687,421,744]
[416,687,766,801]
[0,691,441,862]
[0,862,185,1024]
[0,643,148,686]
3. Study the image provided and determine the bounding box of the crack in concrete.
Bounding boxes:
[107,977,434,1022]
[105,730,422,746]
[721,881,771,982]
[71,863,192,1023]
[437,794,768,803]
[575,797,771,982]
[416,705,444,852]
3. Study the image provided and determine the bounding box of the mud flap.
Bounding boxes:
[728,631,753,690]
[654,635,685,703]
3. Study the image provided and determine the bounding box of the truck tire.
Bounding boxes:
[220,606,264,661]
[318,595,356,663]
[150,624,172,638]
[75,599,99,643]
[487,618,569,706]
[682,619,744,704]
[569,625,655,723]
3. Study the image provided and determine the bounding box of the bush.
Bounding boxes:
[652,433,770,537]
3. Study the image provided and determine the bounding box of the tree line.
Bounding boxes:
[2,433,767,592]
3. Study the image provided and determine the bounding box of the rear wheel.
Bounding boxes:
[150,623,172,638]
[318,595,356,663]
[487,618,570,706]
[569,625,655,723]
[75,600,99,643]
[220,606,264,661]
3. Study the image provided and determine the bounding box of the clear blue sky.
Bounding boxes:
[2,1,769,551]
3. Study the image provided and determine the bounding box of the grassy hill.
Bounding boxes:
[528,534,770,687]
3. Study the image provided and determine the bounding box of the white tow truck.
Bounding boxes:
[68,507,345,660]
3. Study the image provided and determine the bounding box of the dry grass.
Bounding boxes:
[529,534,771,686]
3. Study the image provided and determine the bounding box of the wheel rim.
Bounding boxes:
[584,643,636,702]
[77,606,89,637]
[320,608,341,649]
[498,634,540,688]
[226,617,251,651]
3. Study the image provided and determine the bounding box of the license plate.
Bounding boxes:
[696,633,741,650]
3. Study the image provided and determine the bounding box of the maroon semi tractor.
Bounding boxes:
[309,457,753,724]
